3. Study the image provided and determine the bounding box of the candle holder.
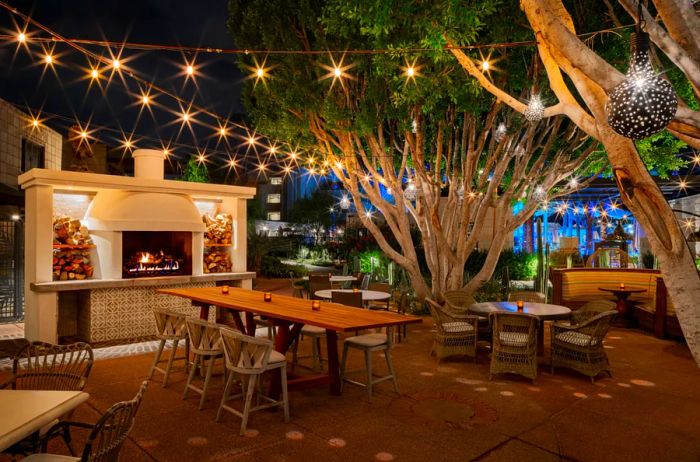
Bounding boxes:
[264,292,272,302]
[516,300,524,312]
[352,288,360,293]
[221,285,229,295]
[619,283,625,290]
[312,300,321,311]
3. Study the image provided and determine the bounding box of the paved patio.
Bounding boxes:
[2,280,699,461]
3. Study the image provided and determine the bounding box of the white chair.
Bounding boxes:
[216,327,290,436]
[147,309,189,387]
[340,327,399,401]
[183,318,223,410]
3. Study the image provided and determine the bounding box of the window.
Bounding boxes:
[267,212,281,221]
[21,139,45,172]
[270,177,283,185]
[267,194,281,204]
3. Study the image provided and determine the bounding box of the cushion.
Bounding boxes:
[555,331,598,347]
[498,332,529,347]
[268,350,287,364]
[21,455,80,462]
[301,325,326,335]
[344,333,387,348]
[443,322,475,333]
[562,270,657,303]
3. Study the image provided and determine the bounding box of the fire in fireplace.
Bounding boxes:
[122,231,192,278]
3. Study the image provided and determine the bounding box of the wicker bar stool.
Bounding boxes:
[216,327,290,436]
[340,326,399,401]
[489,312,539,383]
[183,318,223,410]
[147,309,189,387]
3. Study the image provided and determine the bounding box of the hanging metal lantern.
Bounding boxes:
[605,8,677,139]
[524,94,544,122]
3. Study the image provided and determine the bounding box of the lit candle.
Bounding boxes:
[352,288,360,293]
[221,285,229,294]
[312,300,321,311]
[620,283,625,290]
[264,292,272,302]
[516,300,524,312]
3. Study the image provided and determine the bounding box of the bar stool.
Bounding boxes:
[183,318,223,410]
[340,326,399,401]
[147,309,189,387]
[291,290,325,371]
[216,327,290,436]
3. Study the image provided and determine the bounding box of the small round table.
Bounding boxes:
[303,275,357,283]
[598,287,646,326]
[469,301,572,355]
[314,289,390,302]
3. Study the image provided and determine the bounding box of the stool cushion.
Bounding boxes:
[344,333,387,348]
[268,350,287,364]
[21,455,80,462]
[301,325,326,335]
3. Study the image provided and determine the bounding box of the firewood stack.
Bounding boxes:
[52,215,94,281]
[53,215,93,247]
[204,249,232,273]
[203,213,233,245]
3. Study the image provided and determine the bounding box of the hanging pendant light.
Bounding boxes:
[524,93,544,122]
[605,2,677,139]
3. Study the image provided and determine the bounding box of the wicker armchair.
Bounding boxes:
[26,381,149,462]
[489,312,539,382]
[551,310,617,382]
[2,341,94,457]
[569,300,617,325]
[443,290,476,313]
[508,290,546,303]
[425,299,479,362]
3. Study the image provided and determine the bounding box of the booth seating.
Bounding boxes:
[550,268,681,339]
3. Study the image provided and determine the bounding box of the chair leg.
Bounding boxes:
[340,343,350,393]
[216,369,235,422]
[385,349,399,394]
[184,337,190,372]
[147,339,166,380]
[311,336,320,371]
[240,374,258,436]
[365,349,373,401]
[291,338,299,372]
[162,338,179,387]
[280,364,290,423]
[199,356,216,410]
[183,354,200,400]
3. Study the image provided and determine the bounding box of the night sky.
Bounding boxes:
[0,0,252,163]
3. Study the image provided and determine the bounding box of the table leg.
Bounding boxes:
[231,311,247,333]
[325,330,341,395]
[245,312,257,336]
[193,302,209,320]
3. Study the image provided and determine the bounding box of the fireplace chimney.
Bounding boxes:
[132,149,165,180]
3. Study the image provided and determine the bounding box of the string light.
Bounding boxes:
[43,53,54,65]
[217,125,228,137]
[480,60,490,71]
[112,59,121,69]
[17,31,26,43]
[90,68,100,79]
[140,93,151,106]
[196,151,207,164]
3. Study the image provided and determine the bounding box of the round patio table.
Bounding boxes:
[314,289,390,302]
[469,301,571,355]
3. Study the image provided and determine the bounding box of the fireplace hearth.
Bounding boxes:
[122,231,192,278]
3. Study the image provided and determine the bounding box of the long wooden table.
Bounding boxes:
[157,286,422,395]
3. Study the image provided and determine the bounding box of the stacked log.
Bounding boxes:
[52,215,94,281]
[53,249,94,281]
[203,213,233,245]
[204,249,232,273]
[53,215,93,246]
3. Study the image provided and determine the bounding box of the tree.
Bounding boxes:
[445,0,700,363]
[180,156,210,183]
[287,190,334,230]
[227,0,600,300]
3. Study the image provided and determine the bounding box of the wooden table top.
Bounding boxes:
[158,286,422,332]
[598,287,647,294]
[0,390,89,452]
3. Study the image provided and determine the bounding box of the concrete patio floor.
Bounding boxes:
[2,279,699,461]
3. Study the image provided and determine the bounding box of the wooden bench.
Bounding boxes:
[550,268,682,339]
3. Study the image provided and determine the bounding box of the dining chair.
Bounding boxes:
[331,291,364,308]
[2,341,94,457]
[216,327,290,436]
[568,300,617,325]
[290,271,306,299]
[340,326,399,401]
[508,290,546,304]
[360,274,371,290]
[24,381,149,462]
[443,290,476,313]
[367,283,391,310]
[183,318,224,410]
[291,289,326,371]
[551,310,617,382]
[147,308,189,387]
[309,274,332,300]
[489,312,539,383]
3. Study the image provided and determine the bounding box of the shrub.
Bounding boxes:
[260,256,307,278]
[465,249,538,281]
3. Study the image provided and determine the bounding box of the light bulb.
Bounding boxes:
[90,69,99,79]
[31,118,40,128]
[79,130,88,139]
[334,67,342,77]
[186,64,194,75]
[17,32,26,43]
[112,59,121,69]
[406,66,415,77]
[481,60,490,71]
[256,67,264,78]
[44,54,53,64]
[141,94,150,105]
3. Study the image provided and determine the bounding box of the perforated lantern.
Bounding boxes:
[605,31,677,139]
